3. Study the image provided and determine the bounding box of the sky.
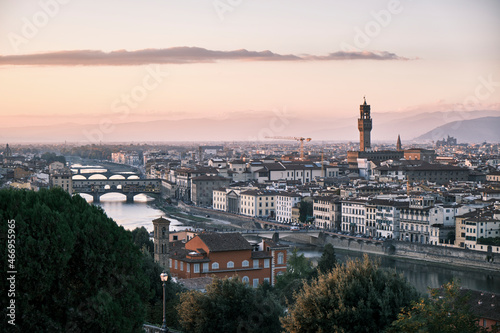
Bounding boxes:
[0,0,499,137]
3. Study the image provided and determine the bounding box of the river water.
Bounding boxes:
[80,193,189,233]
[298,248,500,295]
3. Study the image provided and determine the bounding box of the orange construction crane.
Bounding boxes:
[266,136,312,160]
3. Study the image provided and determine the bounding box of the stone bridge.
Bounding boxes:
[72,178,161,203]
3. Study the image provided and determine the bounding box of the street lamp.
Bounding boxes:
[160,272,169,333]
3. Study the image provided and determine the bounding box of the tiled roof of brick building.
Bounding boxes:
[197,232,252,252]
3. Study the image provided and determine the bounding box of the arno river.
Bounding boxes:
[86,193,500,295]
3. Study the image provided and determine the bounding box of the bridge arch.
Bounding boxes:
[127,175,140,179]
[109,175,126,180]
[89,174,107,180]
[72,175,87,180]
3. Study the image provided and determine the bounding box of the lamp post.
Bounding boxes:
[160,272,169,333]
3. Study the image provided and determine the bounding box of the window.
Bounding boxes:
[242,260,249,267]
[278,253,284,264]
[194,263,200,273]
[203,263,209,272]
[187,263,190,273]
[264,278,270,284]
[242,276,249,284]
[253,259,259,269]
[180,261,183,271]
[212,262,219,270]
[227,261,234,269]
[169,259,172,268]
[253,278,259,288]
[264,259,270,268]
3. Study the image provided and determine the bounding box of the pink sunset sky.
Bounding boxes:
[0,0,499,135]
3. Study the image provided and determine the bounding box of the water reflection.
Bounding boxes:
[78,193,190,232]
[298,248,500,295]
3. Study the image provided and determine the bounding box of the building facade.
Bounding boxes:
[275,192,302,223]
[169,233,287,286]
[190,175,231,207]
[313,195,341,230]
[239,190,277,218]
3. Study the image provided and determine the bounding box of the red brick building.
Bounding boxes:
[169,232,288,286]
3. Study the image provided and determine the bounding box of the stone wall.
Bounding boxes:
[389,241,500,271]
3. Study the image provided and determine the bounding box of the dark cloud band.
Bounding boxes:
[0,47,409,66]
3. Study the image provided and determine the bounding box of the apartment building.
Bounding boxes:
[399,196,435,244]
[239,190,277,218]
[190,175,231,207]
[275,192,302,223]
[313,195,341,230]
[341,198,368,234]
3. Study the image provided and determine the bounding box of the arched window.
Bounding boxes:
[227,261,234,269]
[212,262,219,270]
[162,227,166,238]
[278,253,284,264]
[242,260,249,267]
[242,276,249,284]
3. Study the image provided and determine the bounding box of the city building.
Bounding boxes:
[313,195,341,230]
[275,192,302,223]
[50,167,73,194]
[169,232,288,286]
[399,196,435,243]
[341,198,368,234]
[191,175,231,207]
[239,189,277,218]
[368,199,407,239]
[455,206,500,252]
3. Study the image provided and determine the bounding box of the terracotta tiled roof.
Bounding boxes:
[197,232,252,252]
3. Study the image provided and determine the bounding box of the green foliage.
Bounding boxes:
[281,255,420,333]
[177,277,283,333]
[275,248,314,305]
[387,280,494,333]
[61,145,113,160]
[41,152,66,165]
[0,188,151,332]
[316,243,337,274]
[299,200,313,223]
[130,226,154,253]
[140,251,184,329]
[478,237,500,246]
[446,230,456,243]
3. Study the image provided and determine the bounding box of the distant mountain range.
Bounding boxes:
[414,116,500,143]
[1,110,499,143]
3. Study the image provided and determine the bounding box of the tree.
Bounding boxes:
[131,226,154,253]
[316,243,337,274]
[281,255,420,333]
[177,277,283,333]
[0,188,152,332]
[41,152,66,165]
[387,280,495,333]
[299,200,313,223]
[140,251,183,329]
[275,247,314,305]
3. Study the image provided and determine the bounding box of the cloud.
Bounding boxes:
[0,47,410,66]
[303,50,409,61]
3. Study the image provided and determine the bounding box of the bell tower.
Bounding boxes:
[358,97,372,151]
[153,216,171,271]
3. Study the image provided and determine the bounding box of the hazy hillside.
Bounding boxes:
[1,110,499,143]
[414,117,500,143]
